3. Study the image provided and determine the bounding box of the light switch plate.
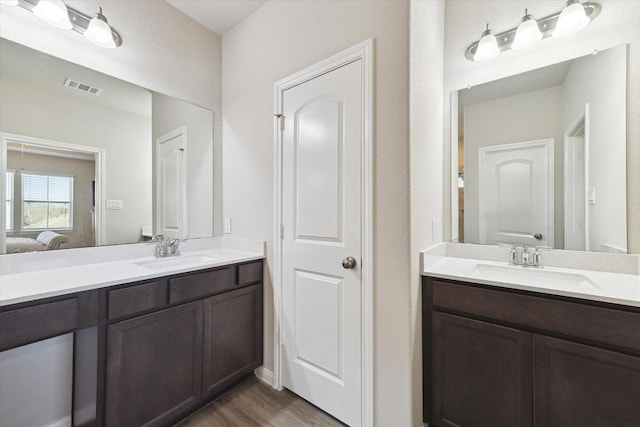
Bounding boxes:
[106,200,123,210]
[224,217,231,234]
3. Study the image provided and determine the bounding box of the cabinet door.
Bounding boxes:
[105,302,203,427]
[202,284,263,399]
[432,312,533,427]
[534,335,640,427]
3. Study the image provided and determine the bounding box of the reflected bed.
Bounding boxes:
[6,231,69,254]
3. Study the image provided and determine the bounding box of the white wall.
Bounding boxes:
[463,86,565,248]
[152,93,214,239]
[443,1,640,253]
[563,45,627,252]
[221,0,416,424]
[409,1,445,426]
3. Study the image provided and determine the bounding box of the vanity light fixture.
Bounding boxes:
[512,9,543,50]
[553,0,591,37]
[465,1,600,61]
[473,24,500,62]
[11,0,122,48]
[33,0,72,30]
[84,7,117,48]
[0,0,19,6]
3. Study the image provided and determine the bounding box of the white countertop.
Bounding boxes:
[421,244,640,308]
[0,246,264,307]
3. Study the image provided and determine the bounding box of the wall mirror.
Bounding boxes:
[452,44,627,253]
[0,38,214,254]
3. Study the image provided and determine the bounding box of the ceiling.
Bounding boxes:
[166,0,267,35]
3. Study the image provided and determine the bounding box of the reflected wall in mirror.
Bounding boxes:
[0,38,214,254]
[453,44,627,253]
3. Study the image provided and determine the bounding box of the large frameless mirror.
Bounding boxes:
[452,44,627,253]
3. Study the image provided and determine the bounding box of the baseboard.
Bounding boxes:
[46,415,72,427]
[254,366,274,387]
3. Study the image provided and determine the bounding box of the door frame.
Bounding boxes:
[0,132,106,252]
[273,39,374,426]
[564,104,590,251]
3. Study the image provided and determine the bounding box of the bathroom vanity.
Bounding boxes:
[0,244,264,427]
[421,244,640,427]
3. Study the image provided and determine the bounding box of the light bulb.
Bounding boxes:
[512,9,542,50]
[84,7,116,48]
[33,0,72,30]
[473,24,500,62]
[553,0,590,37]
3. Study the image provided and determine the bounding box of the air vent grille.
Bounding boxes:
[64,78,102,95]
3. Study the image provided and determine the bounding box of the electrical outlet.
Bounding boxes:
[224,217,231,234]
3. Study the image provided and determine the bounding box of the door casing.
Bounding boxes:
[273,39,374,426]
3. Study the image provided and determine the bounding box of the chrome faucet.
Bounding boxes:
[152,235,181,258]
[509,245,543,268]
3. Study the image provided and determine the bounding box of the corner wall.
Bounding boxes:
[221,1,413,424]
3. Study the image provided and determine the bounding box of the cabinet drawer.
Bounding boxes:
[432,280,640,352]
[0,298,78,351]
[108,280,167,320]
[169,267,235,304]
[238,261,263,285]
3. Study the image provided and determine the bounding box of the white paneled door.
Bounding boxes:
[156,127,187,240]
[281,59,363,426]
[479,138,554,248]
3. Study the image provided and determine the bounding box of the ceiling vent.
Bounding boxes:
[64,78,102,95]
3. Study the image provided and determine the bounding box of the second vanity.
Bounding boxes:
[0,238,265,427]
[421,243,640,427]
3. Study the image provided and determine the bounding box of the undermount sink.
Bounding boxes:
[472,263,600,290]
[134,254,218,270]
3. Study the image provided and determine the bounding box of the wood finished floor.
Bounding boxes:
[176,376,347,427]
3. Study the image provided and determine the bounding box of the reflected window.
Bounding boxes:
[22,172,74,230]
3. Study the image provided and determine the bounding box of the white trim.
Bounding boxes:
[450,91,459,243]
[273,38,374,427]
[563,106,588,251]
[254,366,274,386]
[0,132,106,253]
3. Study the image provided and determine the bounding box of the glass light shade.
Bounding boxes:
[512,16,542,50]
[32,0,72,30]
[84,10,116,48]
[553,1,590,37]
[1,0,20,6]
[474,30,500,62]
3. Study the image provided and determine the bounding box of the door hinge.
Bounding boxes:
[280,224,284,239]
[275,113,285,131]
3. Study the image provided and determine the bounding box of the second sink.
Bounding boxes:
[472,263,600,290]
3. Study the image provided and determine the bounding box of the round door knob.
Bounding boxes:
[533,233,543,240]
[342,256,357,269]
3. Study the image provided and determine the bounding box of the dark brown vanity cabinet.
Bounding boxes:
[105,302,204,427]
[423,276,640,427]
[202,284,263,399]
[103,260,263,427]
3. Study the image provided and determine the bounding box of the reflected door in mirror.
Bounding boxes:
[478,139,554,247]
